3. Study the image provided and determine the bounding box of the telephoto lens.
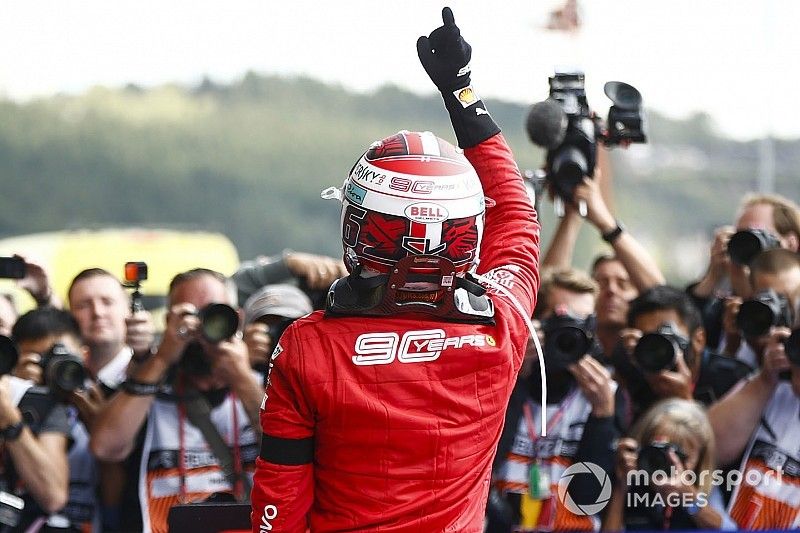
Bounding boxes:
[736,289,792,337]
[542,313,598,370]
[633,323,690,373]
[198,304,240,343]
[727,229,781,266]
[41,343,86,395]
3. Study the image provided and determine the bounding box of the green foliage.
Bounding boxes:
[0,74,798,282]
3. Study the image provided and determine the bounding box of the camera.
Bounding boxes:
[736,289,792,337]
[178,304,239,376]
[727,229,781,266]
[198,304,239,343]
[123,261,148,313]
[526,69,646,204]
[541,312,600,369]
[633,323,690,373]
[0,337,86,396]
[637,441,688,477]
[0,257,25,280]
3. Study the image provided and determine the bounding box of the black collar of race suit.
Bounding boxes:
[324,255,495,325]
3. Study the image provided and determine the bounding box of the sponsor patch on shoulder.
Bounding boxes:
[483,265,522,290]
[453,85,480,108]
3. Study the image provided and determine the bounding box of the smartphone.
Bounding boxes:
[0,257,25,279]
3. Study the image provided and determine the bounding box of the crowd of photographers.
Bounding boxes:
[0,251,344,532]
[486,165,800,532]
[0,179,798,532]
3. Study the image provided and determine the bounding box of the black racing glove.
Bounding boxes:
[417,7,500,149]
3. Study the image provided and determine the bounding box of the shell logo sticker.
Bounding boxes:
[486,335,496,347]
[453,85,479,108]
[404,202,449,224]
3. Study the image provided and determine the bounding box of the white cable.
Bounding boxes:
[473,272,548,436]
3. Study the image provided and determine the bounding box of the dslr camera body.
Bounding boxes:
[526,69,647,204]
[0,338,85,397]
[179,304,240,376]
[736,288,792,338]
[542,311,601,370]
[727,229,781,266]
[637,440,688,477]
[633,322,690,374]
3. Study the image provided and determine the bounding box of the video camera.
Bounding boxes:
[541,312,600,370]
[0,336,86,397]
[525,69,646,213]
[736,288,792,337]
[633,322,690,374]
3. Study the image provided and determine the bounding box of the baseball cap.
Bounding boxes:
[244,284,313,325]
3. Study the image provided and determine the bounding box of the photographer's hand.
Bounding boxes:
[693,226,734,298]
[720,296,743,357]
[126,309,155,358]
[11,351,43,384]
[284,251,347,291]
[0,376,22,428]
[614,437,638,489]
[14,254,60,308]
[70,382,107,432]
[570,355,614,417]
[244,322,271,370]
[573,176,616,234]
[208,335,263,429]
[157,303,200,366]
[417,7,499,148]
[645,350,694,400]
[758,327,791,386]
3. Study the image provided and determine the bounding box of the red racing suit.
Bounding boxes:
[251,132,540,532]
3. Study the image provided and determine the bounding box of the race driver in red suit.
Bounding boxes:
[252,7,540,532]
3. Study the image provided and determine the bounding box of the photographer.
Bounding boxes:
[603,398,734,531]
[718,248,800,367]
[242,284,312,375]
[616,286,751,422]
[91,268,261,533]
[11,307,111,531]
[489,268,626,532]
[539,140,664,363]
[0,311,74,530]
[708,325,800,529]
[689,193,800,353]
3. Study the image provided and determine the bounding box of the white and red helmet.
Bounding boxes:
[323,131,486,275]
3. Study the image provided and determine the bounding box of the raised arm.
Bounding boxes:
[573,175,665,291]
[417,7,541,315]
[708,329,789,466]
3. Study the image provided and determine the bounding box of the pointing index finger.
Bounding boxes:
[442,6,455,26]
